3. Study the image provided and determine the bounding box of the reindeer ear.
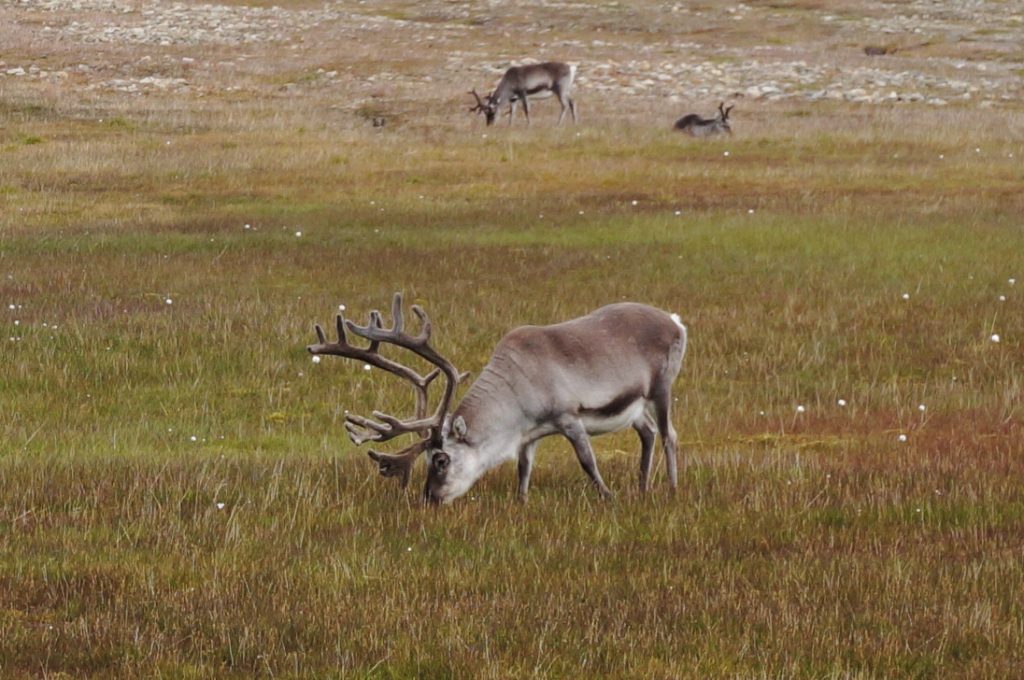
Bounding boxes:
[453,415,468,441]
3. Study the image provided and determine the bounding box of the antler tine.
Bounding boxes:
[469,89,485,112]
[410,305,431,342]
[367,438,429,487]
[391,293,405,333]
[366,311,383,351]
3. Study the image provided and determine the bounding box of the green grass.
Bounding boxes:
[1,13,1024,676]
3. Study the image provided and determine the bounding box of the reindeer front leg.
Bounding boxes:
[517,441,538,502]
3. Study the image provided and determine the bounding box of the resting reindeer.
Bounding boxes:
[674,102,733,137]
[308,293,687,504]
[469,61,578,127]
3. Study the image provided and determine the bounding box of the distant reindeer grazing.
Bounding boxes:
[469,61,578,127]
[308,293,687,504]
[674,102,733,137]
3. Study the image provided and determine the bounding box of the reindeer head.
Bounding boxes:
[717,103,734,133]
[423,414,489,504]
[469,89,497,126]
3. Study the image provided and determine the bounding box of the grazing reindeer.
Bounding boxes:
[308,293,687,504]
[674,102,733,137]
[469,61,578,127]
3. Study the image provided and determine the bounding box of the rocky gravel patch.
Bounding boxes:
[2,0,1021,109]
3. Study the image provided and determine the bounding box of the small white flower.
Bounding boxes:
[406,546,412,552]
[481,134,487,139]
[918,404,926,412]
[311,355,321,364]
[674,210,682,216]
[190,435,197,442]
[7,304,13,310]
[998,295,1006,302]
[631,200,638,206]
[901,293,910,300]
[244,223,251,230]
[723,151,730,157]
[796,405,806,413]
[837,399,847,407]
[938,154,944,159]
[898,434,908,442]
[165,298,173,305]
[338,304,346,311]
[975,147,981,153]
[295,231,302,237]
[363,364,371,371]
[915,507,921,513]
[13,320,19,326]
[216,502,225,510]
[759,410,765,416]
[747,208,754,214]
[990,334,1000,343]
[1009,278,1016,285]
[578,210,584,215]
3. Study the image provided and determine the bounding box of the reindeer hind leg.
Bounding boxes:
[652,392,679,490]
[634,413,657,492]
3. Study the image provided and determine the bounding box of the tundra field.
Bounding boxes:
[2,0,1024,676]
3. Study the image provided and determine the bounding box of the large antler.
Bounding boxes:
[308,293,466,487]
[344,293,466,438]
[468,89,487,113]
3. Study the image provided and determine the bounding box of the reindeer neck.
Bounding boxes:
[451,368,526,460]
